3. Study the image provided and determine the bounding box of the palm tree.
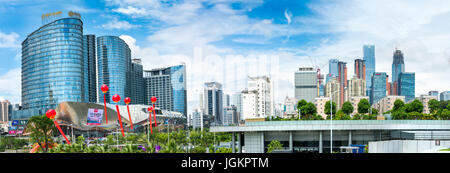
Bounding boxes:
[26,115,56,152]
[161,140,184,153]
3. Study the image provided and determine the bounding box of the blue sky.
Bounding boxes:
[1,0,450,113]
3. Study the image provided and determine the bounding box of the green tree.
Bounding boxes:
[428,99,440,114]
[297,99,308,117]
[352,113,362,120]
[216,147,232,153]
[267,140,283,153]
[341,101,354,115]
[407,112,423,120]
[357,99,370,114]
[333,110,351,120]
[160,140,184,153]
[439,109,450,120]
[362,114,376,120]
[392,108,407,120]
[371,108,379,115]
[301,102,317,119]
[324,101,337,116]
[26,115,56,152]
[190,146,206,153]
[393,99,405,112]
[405,100,423,113]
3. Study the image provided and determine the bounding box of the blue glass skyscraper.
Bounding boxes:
[370,72,386,104]
[97,36,131,105]
[83,34,97,103]
[144,64,187,116]
[327,59,339,83]
[171,64,187,116]
[398,72,415,102]
[363,45,375,96]
[392,49,405,83]
[22,12,84,111]
[130,58,145,105]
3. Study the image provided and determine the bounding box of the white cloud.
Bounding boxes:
[101,18,139,30]
[284,9,292,24]
[0,68,21,104]
[0,31,20,48]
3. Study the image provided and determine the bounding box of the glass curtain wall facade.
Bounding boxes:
[130,59,145,105]
[22,17,84,111]
[326,59,339,83]
[363,45,375,97]
[203,82,223,124]
[97,36,131,105]
[398,72,415,102]
[83,34,97,103]
[392,49,405,83]
[171,64,187,116]
[144,64,187,116]
[370,72,387,104]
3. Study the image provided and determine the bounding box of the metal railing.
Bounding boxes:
[246,120,450,126]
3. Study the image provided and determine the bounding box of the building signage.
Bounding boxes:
[87,108,103,125]
[11,120,19,126]
[41,11,62,20]
[68,11,81,18]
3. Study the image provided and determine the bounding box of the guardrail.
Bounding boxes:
[246,120,450,126]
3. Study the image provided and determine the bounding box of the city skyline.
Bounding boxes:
[1,0,450,116]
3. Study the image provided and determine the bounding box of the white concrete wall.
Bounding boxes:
[369,140,450,153]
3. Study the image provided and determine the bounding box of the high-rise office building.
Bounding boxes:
[203,82,223,124]
[192,108,203,131]
[318,73,325,97]
[363,45,375,97]
[295,67,318,103]
[327,59,339,83]
[386,75,391,96]
[83,34,97,103]
[97,36,131,105]
[22,11,85,111]
[398,72,415,103]
[0,100,10,122]
[370,72,387,104]
[354,59,366,80]
[223,94,230,108]
[440,91,450,101]
[130,58,145,104]
[347,75,366,98]
[325,77,341,108]
[231,92,242,120]
[223,105,238,126]
[242,76,273,119]
[337,61,347,107]
[144,64,187,116]
[392,49,405,84]
[428,90,439,98]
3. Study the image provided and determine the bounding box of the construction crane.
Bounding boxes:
[307,56,327,96]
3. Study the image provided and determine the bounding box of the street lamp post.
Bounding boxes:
[329,85,342,153]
